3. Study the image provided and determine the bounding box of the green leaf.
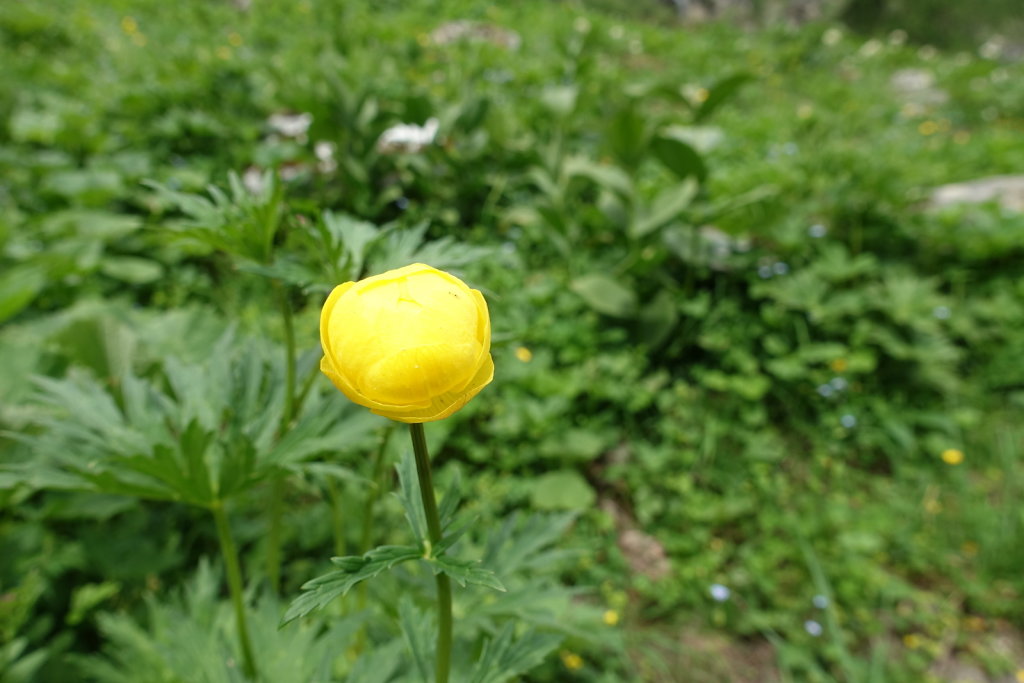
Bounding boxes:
[570,274,637,318]
[0,264,47,324]
[430,555,506,592]
[397,597,432,683]
[282,545,421,625]
[395,449,427,543]
[638,290,679,348]
[631,179,698,238]
[100,256,164,284]
[562,157,634,199]
[539,85,578,116]
[651,134,707,183]
[470,623,563,683]
[529,471,596,511]
[695,72,753,122]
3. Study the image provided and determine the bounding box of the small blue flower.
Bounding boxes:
[772,262,789,276]
[840,414,857,429]
[817,384,835,398]
[830,377,848,392]
[932,305,951,320]
[758,265,774,279]
[813,594,830,609]
[805,619,823,637]
[709,584,731,602]
[808,224,827,238]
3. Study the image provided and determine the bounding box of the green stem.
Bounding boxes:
[211,500,258,680]
[409,423,452,683]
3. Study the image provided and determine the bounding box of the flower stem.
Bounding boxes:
[409,423,452,683]
[211,500,257,680]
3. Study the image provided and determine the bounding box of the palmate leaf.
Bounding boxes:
[429,555,506,592]
[397,597,432,683]
[281,545,422,625]
[469,623,563,683]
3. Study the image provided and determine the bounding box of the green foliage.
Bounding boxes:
[2,0,1023,680]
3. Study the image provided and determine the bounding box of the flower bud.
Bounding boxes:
[319,263,494,423]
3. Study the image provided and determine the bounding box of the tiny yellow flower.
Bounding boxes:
[941,448,964,466]
[964,616,985,632]
[903,633,922,649]
[1015,669,1024,683]
[830,358,848,373]
[693,87,709,103]
[120,16,138,34]
[228,32,243,47]
[918,120,940,136]
[215,45,232,60]
[603,609,620,626]
[320,264,494,423]
[561,651,584,670]
[514,346,533,363]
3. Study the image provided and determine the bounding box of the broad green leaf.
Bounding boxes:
[631,179,698,238]
[638,290,679,348]
[695,72,753,122]
[539,84,578,116]
[0,264,47,324]
[282,545,421,625]
[529,471,595,511]
[570,274,637,318]
[562,157,634,199]
[651,134,707,183]
[99,256,164,284]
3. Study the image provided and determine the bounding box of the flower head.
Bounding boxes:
[319,263,494,423]
[709,584,731,602]
[941,448,964,466]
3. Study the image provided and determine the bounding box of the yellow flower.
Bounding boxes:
[320,263,494,423]
[830,358,848,373]
[560,651,584,670]
[1015,669,1024,683]
[941,448,964,466]
[603,609,620,626]
[903,633,921,649]
[514,346,533,363]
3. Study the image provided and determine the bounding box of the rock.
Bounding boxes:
[430,21,520,50]
[929,175,1024,213]
[890,68,949,106]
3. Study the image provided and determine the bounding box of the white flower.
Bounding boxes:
[268,112,313,139]
[822,28,842,47]
[808,224,827,238]
[805,619,823,637]
[242,166,266,195]
[813,595,830,609]
[377,117,439,153]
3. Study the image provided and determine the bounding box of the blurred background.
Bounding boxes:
[2,0,1023,680]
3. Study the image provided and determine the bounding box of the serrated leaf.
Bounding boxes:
[395,449,427,542]
[470,623,563,683]
[430,555,506,592]
[397,597,432,683]
[282,545,421,625]
[570,274,637,318]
